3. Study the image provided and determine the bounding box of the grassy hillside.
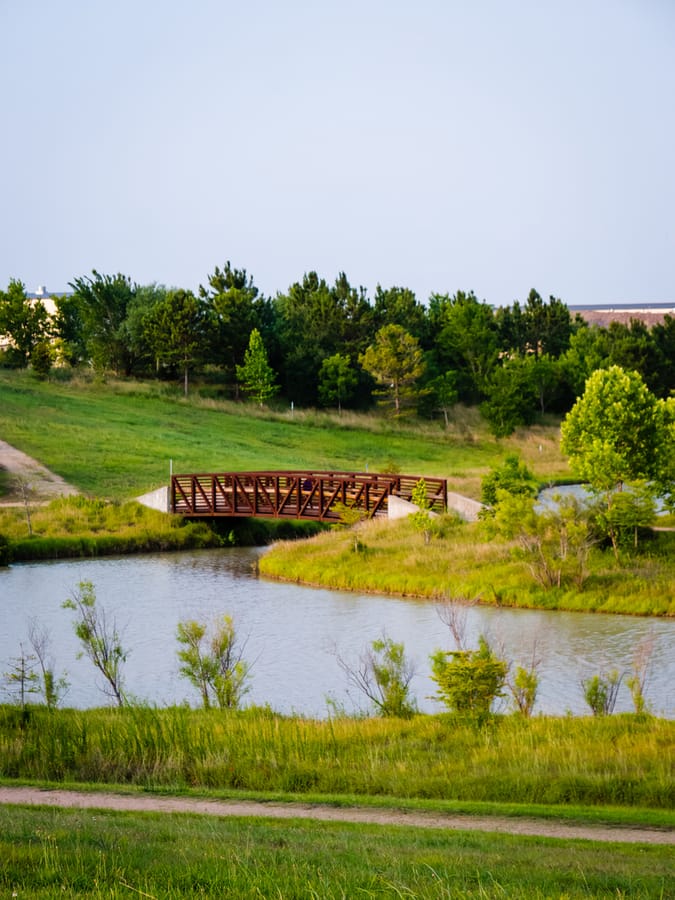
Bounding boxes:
[0,370,569,501]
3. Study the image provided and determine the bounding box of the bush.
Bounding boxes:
[430,636,507,721]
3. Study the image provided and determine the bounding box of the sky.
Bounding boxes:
[2,0,674,308]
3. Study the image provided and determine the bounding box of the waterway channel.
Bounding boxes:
[1,547,673,717]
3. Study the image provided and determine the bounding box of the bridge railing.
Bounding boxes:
[170,470,447,521]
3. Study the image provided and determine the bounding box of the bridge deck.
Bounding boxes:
[170,470,447,522]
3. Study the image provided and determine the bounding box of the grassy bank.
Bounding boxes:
[2,804,672,899]
[0,369,568,501]
[260,515,675,617]
[2,705,673,810]
[0,495,322,561]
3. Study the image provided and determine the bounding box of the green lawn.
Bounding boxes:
[1,804,672,898]
[0,370,568,500]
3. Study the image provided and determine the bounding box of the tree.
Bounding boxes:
[28,618,69,709]
[428,291,499,402]
[3,644,39,710]
[372,285,428,344]
[480,455,538,511]
[430,636,507,720]
[359,324,426,417]
[236,328,279,407]
[0,279,51,367]
[142,288,208,396]
[480,355,539,437]
[177,616,249,710]
[337,634,417,718]
[318,352,358,413]
[62,581,128,706]
[200,262,268,393]
[560,366,674,555]
[492,492,596,589]
[70,271,138,374]
[410,478,434,545]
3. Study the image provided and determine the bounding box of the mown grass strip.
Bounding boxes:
[1,804,671,899]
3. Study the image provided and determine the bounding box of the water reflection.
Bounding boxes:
[1,548,673,717]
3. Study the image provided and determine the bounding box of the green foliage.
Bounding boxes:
[491,492,597,589]
[236,327,279,407]
[0,279,51,367]
[177,616,249,710]
[29,339,53,378]
[582,670,622,716]
[410,477,433,544]
[509,665,539,717]
[142,288,209,396]
[318,352,358,412]
[430,636,507,720]
[62,581,128,706]
[338,634,418,718]
[561,365,671,492]
[359,324,426,417]
[2,645,39,710]
[69,270,138,375]
[480,454,538,509]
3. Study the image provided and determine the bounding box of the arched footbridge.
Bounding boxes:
[170,470,448,522]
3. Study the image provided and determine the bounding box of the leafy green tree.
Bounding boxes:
[274,271,372,407]
[651,314,675,399]
[430,636,507,720]
[69,271,138,374]
[560,366,674,556]
[177,616,249,710]
[560,325,611,399]
[52,292,87,366]
[480,355,539,436]
[372,285,428,344]
[491,492,596,589]
[480,454,538,510]
[142,288,208,396]
[337,634,417,718]
[318,352,359,413]
[200,262,268,392]
[30,340,53,378]
[429,370,458,427]
[124,283,168,373]
[0,279,51,367]
[62,581,127,707]
[428,291,499,402]
[359,324,426,417]
[236,328,279,407]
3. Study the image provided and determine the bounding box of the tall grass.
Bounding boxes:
[1,705,672,809]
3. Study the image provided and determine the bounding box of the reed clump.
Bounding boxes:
[1,705,672,809]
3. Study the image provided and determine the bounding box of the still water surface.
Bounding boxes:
[1,548,673,717]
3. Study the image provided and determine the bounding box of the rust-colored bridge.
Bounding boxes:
[170,470,447,522]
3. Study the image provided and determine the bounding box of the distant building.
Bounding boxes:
[569,302,675,328]
[0,284,70,353]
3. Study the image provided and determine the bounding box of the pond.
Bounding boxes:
[1,548,673,717]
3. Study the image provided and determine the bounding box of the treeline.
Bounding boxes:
[1,266,674,434]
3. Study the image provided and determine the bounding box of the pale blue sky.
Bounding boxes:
[2,0,674,307]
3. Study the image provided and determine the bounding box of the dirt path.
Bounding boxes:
[0,439,79,505]
[0,788,672,845]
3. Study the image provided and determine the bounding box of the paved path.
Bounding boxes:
[1,788,672,845]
